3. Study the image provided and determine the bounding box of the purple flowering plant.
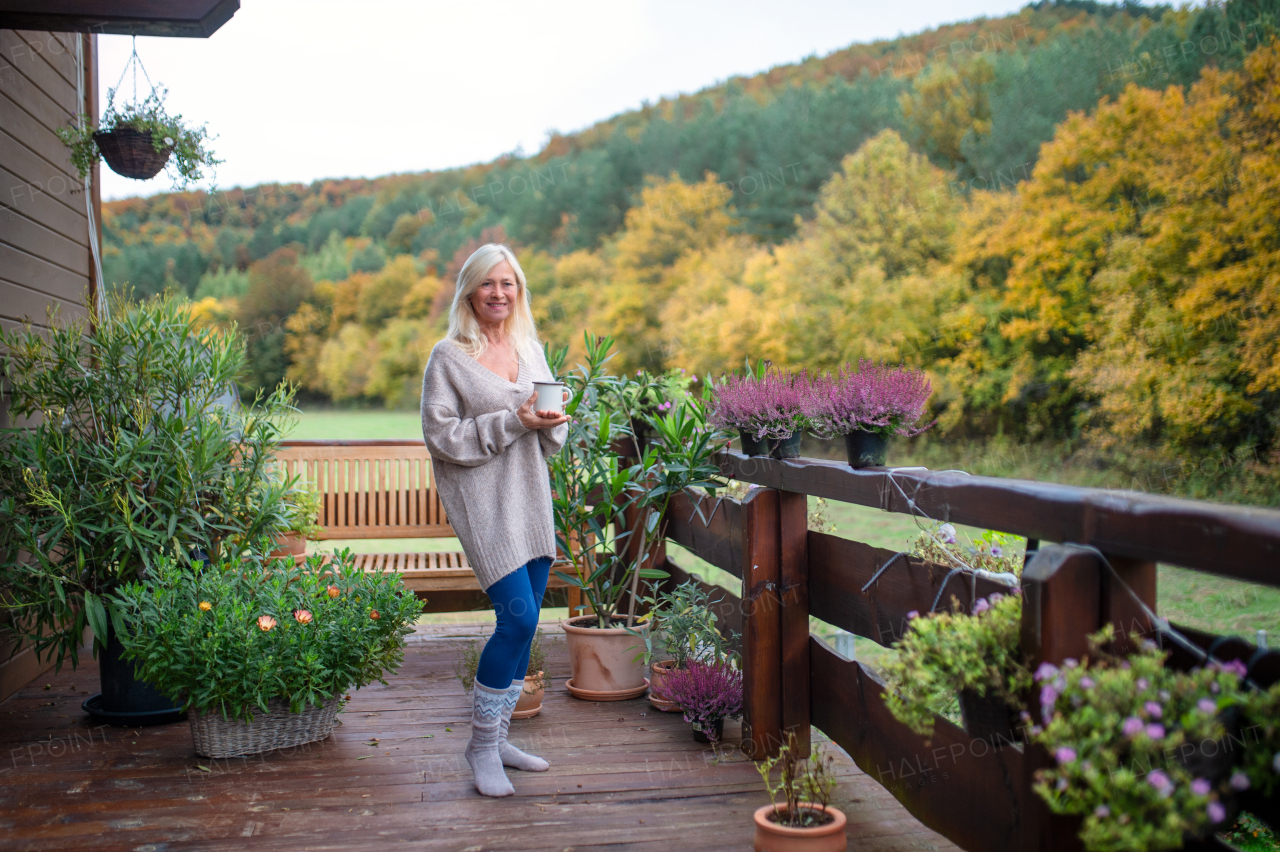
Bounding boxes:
[709,363,823,441]
[807,360,935,439]
[662,659,743,743]
[1032,625,1270,852]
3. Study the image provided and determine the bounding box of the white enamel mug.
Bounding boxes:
[532,381,565,413]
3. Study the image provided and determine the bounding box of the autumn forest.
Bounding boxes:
[101,0,1280,504]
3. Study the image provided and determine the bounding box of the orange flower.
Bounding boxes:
[257,615,277,632]
[369,610,380,621]
[293,609,313,624]
[198,601,212,612]
[326,586,340,598]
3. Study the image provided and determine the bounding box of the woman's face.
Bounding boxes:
[470,259,519,327]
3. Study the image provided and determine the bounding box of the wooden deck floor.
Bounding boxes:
[0,624,957,852]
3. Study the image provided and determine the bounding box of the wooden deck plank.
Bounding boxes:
[0,626,957,851]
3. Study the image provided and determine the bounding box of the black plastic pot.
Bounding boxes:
[769,433,802,459]
[83,623,185,727]
[739,429,769,456]
[692,717,724,743]
[844,430,888,468]
[958,689,1017,746]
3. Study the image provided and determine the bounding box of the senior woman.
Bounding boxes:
[419,243,568,798]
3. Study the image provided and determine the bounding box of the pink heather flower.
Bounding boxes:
[1208,801,1226,824]
[1123,717,1144,737]
[1079,677,1095,690]
[663,661,743,744]
[1064,658,1078,669]
[1146,723,1166,739]
[989,593,1004,604]
[1230,772,1250,791]
[1136,678,1149,690]
[1144,701,1163,719]
[972,598,991,615]
[807,360,935,439]
[1040,685,1059,716]
[1217,659,1248,678]
[906,610,919,620]
[989,544,1003,558]
[1094,805,1110,818]
[1198,698,1216,714]
[1191,778,1212,796]
[1147,770,1174,797]
[1055,747,1077,765]
[710,369,824,440]
[1035,662,1059,683]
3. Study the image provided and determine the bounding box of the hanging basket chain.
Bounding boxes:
[110,35,160,113]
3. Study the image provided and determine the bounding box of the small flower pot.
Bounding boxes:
[648,660,683,712]
[271,532,307,560]
[843,430,887,468]
[739,429,769,456]
[958,689,1018,746]
[752,803,847,852]
[691,717,724,743]
[93,127,173,180]
[769,433,802,459]
[561,616,649,700]
[512,672,544,719]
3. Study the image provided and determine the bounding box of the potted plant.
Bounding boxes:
[0,295,294,724]
[638,579,738,712]
[272,482,324,560]
[610,367,695,458]
[753,734,847,852]
[111,549,421,758]
[809,360,934,468]
[548,334,727,700]
[58,81,220,186]
[710,361,817,459]
[663,659,743,744]
[1031,628,1280,851]
[880,525,1029,742]
[454,628,548,719]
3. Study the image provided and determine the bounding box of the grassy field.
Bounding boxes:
[290,409,1280,651]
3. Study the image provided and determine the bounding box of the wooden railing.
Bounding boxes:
[662,452,1280,852]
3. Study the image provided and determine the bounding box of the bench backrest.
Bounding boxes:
[276,440,452,540]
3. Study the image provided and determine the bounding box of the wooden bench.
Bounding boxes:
[276,440,569,612]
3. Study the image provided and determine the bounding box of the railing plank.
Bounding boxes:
[665,490,745,579]
[808,532,1010,646]
[719,453,1280,588]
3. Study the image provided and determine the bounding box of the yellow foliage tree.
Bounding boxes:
[900,57,994,169]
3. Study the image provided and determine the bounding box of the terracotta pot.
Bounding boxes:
[271,532,307,560]
[561,616,648,700]
[753,803,847,852]
[512,672,544,719]
[648,660,683,712]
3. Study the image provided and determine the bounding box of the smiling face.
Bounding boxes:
[469,259,519,328]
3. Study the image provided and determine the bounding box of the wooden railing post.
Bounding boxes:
[1101,554,1158,656]
[778,490,810,753]
[741,487,783,759]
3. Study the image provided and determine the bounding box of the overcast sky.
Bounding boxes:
[97,0,1046,200]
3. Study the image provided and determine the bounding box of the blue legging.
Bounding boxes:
[475,556,552,691]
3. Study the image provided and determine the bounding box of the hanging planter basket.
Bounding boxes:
[93,127,172,180]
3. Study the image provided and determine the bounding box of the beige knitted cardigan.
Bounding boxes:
[419,339,567,591]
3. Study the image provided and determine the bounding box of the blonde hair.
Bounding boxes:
[446,243,540,362]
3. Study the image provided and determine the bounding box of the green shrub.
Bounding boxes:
[0,295,293,669]
[112,550,422,722]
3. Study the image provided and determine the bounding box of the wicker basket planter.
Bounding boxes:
[188,696,342,758]
[93,127,172,180]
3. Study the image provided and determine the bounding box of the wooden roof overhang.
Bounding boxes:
[0,0,239,37]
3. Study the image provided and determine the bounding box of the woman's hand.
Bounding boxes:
[517,392,570,430]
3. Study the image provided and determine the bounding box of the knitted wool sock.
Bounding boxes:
[498,680,549,772]
[464,682,514,797]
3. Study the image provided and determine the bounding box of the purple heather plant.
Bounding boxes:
[709,369,822,441]
[662,659,743,743]
[809,360,935,439]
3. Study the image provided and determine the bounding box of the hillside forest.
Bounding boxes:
[101,0,1280,504]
